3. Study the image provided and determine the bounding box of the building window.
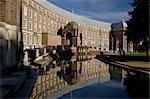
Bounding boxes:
[34,12,37,22]
[29,10,32,18]
[29,20,32,30]
[39,15,42,23]
[38,25,42,33]
[38,35,41,45]
[29,34,32,44]
[34,23,37,32]
[23,18,27,29]
[36,36,38,45]
[43,26,46,33]
[56,15,58,21]
[51,20,53,28]
[55,22,57,29]
[24,6,27,16]
[23,33,27,44]
[47,27,49,33]
[43,16,46,24]
[34,36,37,45]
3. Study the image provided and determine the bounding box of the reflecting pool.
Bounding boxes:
[30,55,149,99]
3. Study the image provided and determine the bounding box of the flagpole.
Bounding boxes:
[72,8,74,21]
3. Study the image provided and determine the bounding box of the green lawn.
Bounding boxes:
[126,52,150,57]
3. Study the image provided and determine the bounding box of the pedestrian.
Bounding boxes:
[30,46,36,65]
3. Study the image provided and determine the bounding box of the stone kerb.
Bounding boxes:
[0,22,19,41]
[0,22,20,74]
[0,39,8,73]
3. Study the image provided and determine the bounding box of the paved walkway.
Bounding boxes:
[96,55,150,75]
[118,61,149,69]
[0,67,37,98]
[13,68,37,98]
[0,71,26,98]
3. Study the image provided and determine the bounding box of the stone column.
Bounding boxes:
[36,49,39,58]
[111,37,114,52]
[116,40,120,51]
[128,42,133,52]
[24,51,29,65]
[44,66,46,72]
[77,37,80,46]
[44,47,47,54]
[123,34,127,52]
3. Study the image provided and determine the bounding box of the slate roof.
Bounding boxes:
[111,20,127,30]
[34,0,111,29]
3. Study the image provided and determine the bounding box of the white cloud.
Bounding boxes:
[48,0,131,23]
[76,9,130,23]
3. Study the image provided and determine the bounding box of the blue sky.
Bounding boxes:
[48,0,132,23]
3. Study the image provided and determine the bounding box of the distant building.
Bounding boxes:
[111,20,128,53]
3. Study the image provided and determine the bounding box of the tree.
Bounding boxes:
[126,0,149,53]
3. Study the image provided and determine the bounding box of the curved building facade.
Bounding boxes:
[0,0,111,72]
[22,0,111,63]
[22,0,111,48]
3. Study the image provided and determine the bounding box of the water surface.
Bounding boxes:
[30,55,149,99]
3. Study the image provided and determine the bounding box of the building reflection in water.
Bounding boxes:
[109,64,149,98]
[30,56,110,99]
[109,65,127,82]
[30,55,149,99]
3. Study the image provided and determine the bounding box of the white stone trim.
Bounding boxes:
[0,22,19,41]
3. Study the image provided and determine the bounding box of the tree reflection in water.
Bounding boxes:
[124,72,149,98]
[57,60,80,85]
[109,65,149,98]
